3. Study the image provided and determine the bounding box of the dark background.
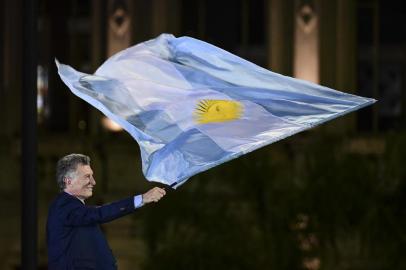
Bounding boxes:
[1,0,405,269]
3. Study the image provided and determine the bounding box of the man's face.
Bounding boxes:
[64,164,96,201]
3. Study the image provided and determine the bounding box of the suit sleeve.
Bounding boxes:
[57,196,136,226]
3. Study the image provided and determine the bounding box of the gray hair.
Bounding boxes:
[56,153,91,191]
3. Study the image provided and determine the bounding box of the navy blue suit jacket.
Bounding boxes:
[46,192,136,270]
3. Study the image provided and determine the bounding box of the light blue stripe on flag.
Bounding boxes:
[57,34,376,188]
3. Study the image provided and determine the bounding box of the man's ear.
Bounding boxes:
[64,177,71,186]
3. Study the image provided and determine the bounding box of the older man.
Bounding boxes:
[46,153,166,270]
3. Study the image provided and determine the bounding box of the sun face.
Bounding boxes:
[194,99,243,124]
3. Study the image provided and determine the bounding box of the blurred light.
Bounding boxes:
[37,65,49,123]
[346,138,385,155]
[294,1,319,83]
[298,233,319,251]
[291,213,309,230]
[78,120,87,130]
[303,257,320,270]
[108,0,131,57]
[101,117,123,132]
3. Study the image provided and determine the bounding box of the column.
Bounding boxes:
[267,0,294,75]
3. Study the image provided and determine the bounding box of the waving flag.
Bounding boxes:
[57,34,376,188]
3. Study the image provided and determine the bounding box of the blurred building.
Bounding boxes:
[0,0,405,269]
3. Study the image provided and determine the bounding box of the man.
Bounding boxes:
[46,153,166,270]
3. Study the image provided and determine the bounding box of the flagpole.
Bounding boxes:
[21,0,38,269]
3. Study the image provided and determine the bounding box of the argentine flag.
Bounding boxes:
[57,34,376,188]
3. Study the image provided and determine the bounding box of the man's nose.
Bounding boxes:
[90,177,96,186]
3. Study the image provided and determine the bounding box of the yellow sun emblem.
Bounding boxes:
[194,99,243,124]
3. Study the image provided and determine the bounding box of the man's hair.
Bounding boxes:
[56,153,91,191]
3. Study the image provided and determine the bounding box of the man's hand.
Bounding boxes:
[142,187,166,204]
